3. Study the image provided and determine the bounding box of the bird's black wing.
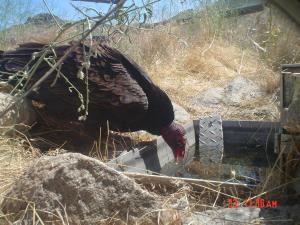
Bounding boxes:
[0,42,150,131]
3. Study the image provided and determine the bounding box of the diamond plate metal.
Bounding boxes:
[199,115,224,164]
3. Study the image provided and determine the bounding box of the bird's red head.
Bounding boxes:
[161,122,186,160]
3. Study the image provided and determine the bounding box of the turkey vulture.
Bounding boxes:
[0,41,186,159]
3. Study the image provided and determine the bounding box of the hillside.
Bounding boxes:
[0,13,66,50]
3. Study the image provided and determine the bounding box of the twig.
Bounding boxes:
[71,3,94,20]
[123,172,254,197]
[237,51,245,75]
[249,37,266,53]
[212,189,221,207]
[44,58,83,104]
[0,209,13,225]
[42,0,63,30]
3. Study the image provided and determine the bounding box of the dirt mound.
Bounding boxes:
[1,153,161,224]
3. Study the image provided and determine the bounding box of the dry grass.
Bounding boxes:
[0,134,39,195]
[255,5,300,70]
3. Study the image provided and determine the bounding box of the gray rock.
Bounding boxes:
[184,207,261,225]
[259,205,300,225]
[173,102,191,124]
[191,76,264,107]
[1,153,161,224]
[223,76,263,105]
[191,87,224,107]
[184,205,300,225]
[0,92,36,134]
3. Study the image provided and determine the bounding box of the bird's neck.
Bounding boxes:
[143,86,174,135]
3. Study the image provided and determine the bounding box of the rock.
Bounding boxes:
[259,205,300,225]
[1,153,161,224]
[172,102,191,124]
[183,207,261,225]
[191,87,224,107]
[223,76,263,105]
[191,76,264,107]
[0,92,36,134]
[183,205,300,225]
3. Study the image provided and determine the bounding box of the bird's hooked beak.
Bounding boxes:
[161,122,187,161]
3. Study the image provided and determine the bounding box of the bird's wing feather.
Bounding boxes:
[0,42,149,129]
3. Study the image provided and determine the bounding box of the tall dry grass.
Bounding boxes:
[0,135,39,195]
[255,5,300,71]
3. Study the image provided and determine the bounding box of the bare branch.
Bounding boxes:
[42,0,63,30]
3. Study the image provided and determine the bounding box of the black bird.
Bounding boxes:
[0,41,186,159]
